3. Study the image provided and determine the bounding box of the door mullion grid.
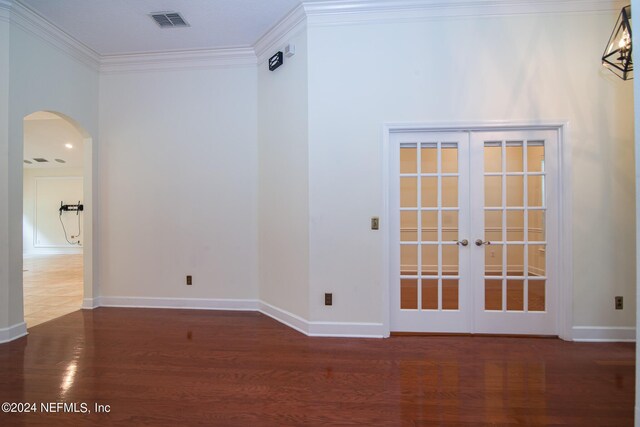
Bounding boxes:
[523,140,529,312]
[417,143,422,311]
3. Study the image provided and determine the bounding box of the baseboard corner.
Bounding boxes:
[82,297,100,309]
[0,322,28,344]
[258,301,310,336]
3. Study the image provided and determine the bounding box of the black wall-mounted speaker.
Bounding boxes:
[269,51,283,71]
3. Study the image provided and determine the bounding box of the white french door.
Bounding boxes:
[390,132,471,333]
[389,128,559,335]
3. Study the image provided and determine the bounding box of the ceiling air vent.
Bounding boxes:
[33,158,48,163]
[24,160,32,164]
[150,12,189,28]
[55,159,66,164]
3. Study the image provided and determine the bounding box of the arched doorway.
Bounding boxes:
[22,111,94,328]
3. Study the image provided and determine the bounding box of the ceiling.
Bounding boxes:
[24,112,84,169]
[20,0,302,55]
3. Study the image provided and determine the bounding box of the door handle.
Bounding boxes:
[475,239,491,246]
[457,239,469,246]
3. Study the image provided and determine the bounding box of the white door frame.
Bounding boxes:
[382,121,573,340]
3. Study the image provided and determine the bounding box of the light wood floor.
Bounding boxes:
[23,254,83,328]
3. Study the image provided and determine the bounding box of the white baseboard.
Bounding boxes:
[95,297,385,338]
[259,301,385,338]
[572,326,636,342]
[259,301,309,335]
[82,298,100,309]
[0,322,28,344]
[308,321,385,338]
[99,296,260,311]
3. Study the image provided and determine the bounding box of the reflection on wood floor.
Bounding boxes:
[23,254,83,328]
[0,308,634,426]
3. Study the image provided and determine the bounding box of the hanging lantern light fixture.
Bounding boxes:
[602,5,632,80]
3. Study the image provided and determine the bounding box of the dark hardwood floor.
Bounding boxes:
[0,308,635,426]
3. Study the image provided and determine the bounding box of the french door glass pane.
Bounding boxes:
[485,245,502,275]
[400,211,417,242]
[421,177,438,208]
[485,279,502,310]
[506,176,524,206]
[528,176,544,207]
[442,244,458,276]
[527,143,545,172]
[442,279,459,310]
[442,146,458,173]
[421,245,438,276]
[442,211,458,241]
[421,211,438,241]
[401,245,418,275]
[400,147,417,174]
[442,177,458,207]
[528,210,545,241]
[401,279,418,309]
[506,142,524,172]
[484,144,502,172]
[528,244,546,276]
[422,279,438,310]
[484,176,502,206]
[528,280,546,311]
[400,177,417,207]
[506,210,524,241]
[507,245,524,276]
[507,279,524,311]
[421,145,437,173]
[485,210,501,241]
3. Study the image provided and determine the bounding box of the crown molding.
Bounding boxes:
[9,0,99,70]
[301,0,627,25]
[0,0,11,23]
[4,0,627,74]
[100,47,257,74]
[253,4,306,64]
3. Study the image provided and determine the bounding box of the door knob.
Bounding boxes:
[475,239,491,246]
[457,239,469,246]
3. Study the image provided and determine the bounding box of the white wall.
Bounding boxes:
[1,1,635,344]
[0,2,10,331]
[99,65,258,301]
[306,12,635,328]
[257,26,310,319]
[23,168,83,254]
[2,1,99,332]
